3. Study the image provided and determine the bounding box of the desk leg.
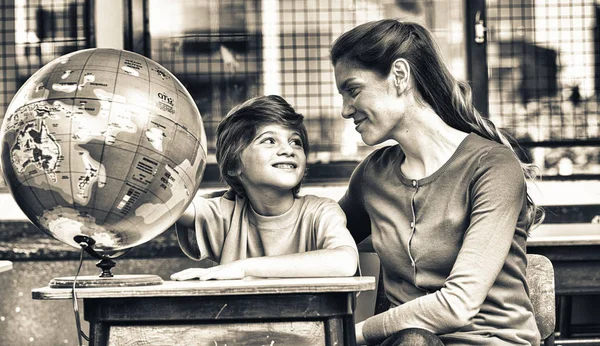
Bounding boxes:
[344,315,357,346]
[325,316,356,346]
[324,292,356,346]
[325,318,344,346]
[88,321,109,346]
[558,295,572,339]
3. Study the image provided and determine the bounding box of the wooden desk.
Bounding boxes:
[528,223,600,248]
[0,260,12,273]
[528,223,600,342]
[32,277,375,346]
[528,223,600,296]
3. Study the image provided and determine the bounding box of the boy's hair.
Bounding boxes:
[216,95,310,198]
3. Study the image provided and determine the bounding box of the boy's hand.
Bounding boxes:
[170,262,246,281]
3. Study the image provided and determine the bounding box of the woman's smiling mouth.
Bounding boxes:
[354,117,366,131]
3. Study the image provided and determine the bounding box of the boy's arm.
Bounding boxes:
[171,196,359,281]
[175,200,202,260]
[244,246,358,277]
[177,201,196,228]
[171,246,358,280]
[175,192,231,261]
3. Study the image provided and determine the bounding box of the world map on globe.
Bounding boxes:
[0,48,207,255]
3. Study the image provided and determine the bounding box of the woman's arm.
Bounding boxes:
[339,158,372,244]
[171,246,358,280]
[355,321,367,345]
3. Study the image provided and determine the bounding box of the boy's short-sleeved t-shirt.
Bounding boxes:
[177,191,358,264]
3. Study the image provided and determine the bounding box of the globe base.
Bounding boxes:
[49,274,163,288]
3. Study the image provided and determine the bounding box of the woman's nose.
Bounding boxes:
[341,100,355,119]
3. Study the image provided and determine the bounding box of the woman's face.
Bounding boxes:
[238,123,306,196]
[334,59,405,146]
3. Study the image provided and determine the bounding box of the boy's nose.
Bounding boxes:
[277,142,294,155]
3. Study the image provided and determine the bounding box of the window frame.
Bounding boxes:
[128,0,600,183]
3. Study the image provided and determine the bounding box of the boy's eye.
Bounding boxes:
[290,138,303,147]
[260,137,276,144]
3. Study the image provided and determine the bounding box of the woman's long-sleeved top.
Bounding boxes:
[340,133,540,345]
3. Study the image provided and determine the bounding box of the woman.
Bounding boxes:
[331,19,544,345]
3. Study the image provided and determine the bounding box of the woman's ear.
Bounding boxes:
[227,167,241,176]
[391,58,410,95]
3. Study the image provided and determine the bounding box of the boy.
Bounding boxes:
[171,95,358,281]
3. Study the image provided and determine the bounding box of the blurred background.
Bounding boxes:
[0,0,599,345]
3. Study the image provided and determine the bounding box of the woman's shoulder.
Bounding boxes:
[369,144,402,158]
[347,145,402,187]
[359,144,403,168]
[464,134,524,177]
[464,133,519,162]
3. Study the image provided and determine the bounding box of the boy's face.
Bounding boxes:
[238,123,306,195]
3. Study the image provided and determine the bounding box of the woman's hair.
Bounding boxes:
[331,19,544,230]
[216,94,310,198]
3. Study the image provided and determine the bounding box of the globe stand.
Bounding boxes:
[49,235,163,288]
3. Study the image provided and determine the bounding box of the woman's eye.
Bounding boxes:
[290,139,303,147]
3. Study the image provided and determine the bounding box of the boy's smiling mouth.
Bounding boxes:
[273,162,297,169]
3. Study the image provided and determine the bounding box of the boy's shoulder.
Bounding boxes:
[298,194,337,205]
[297,194,343,215]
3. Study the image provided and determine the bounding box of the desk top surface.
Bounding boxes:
[0,260,12,273]
[527,223,600,246]
[32,276,376,300]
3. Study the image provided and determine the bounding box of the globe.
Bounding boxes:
[0,48,207,257]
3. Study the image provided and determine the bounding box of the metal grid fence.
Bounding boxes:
[0,0,91,117]
[3,1,595,176]
[145,0,464,162]
[147,0,263,156]
[0,0,91,188]
[486,0,600,175]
